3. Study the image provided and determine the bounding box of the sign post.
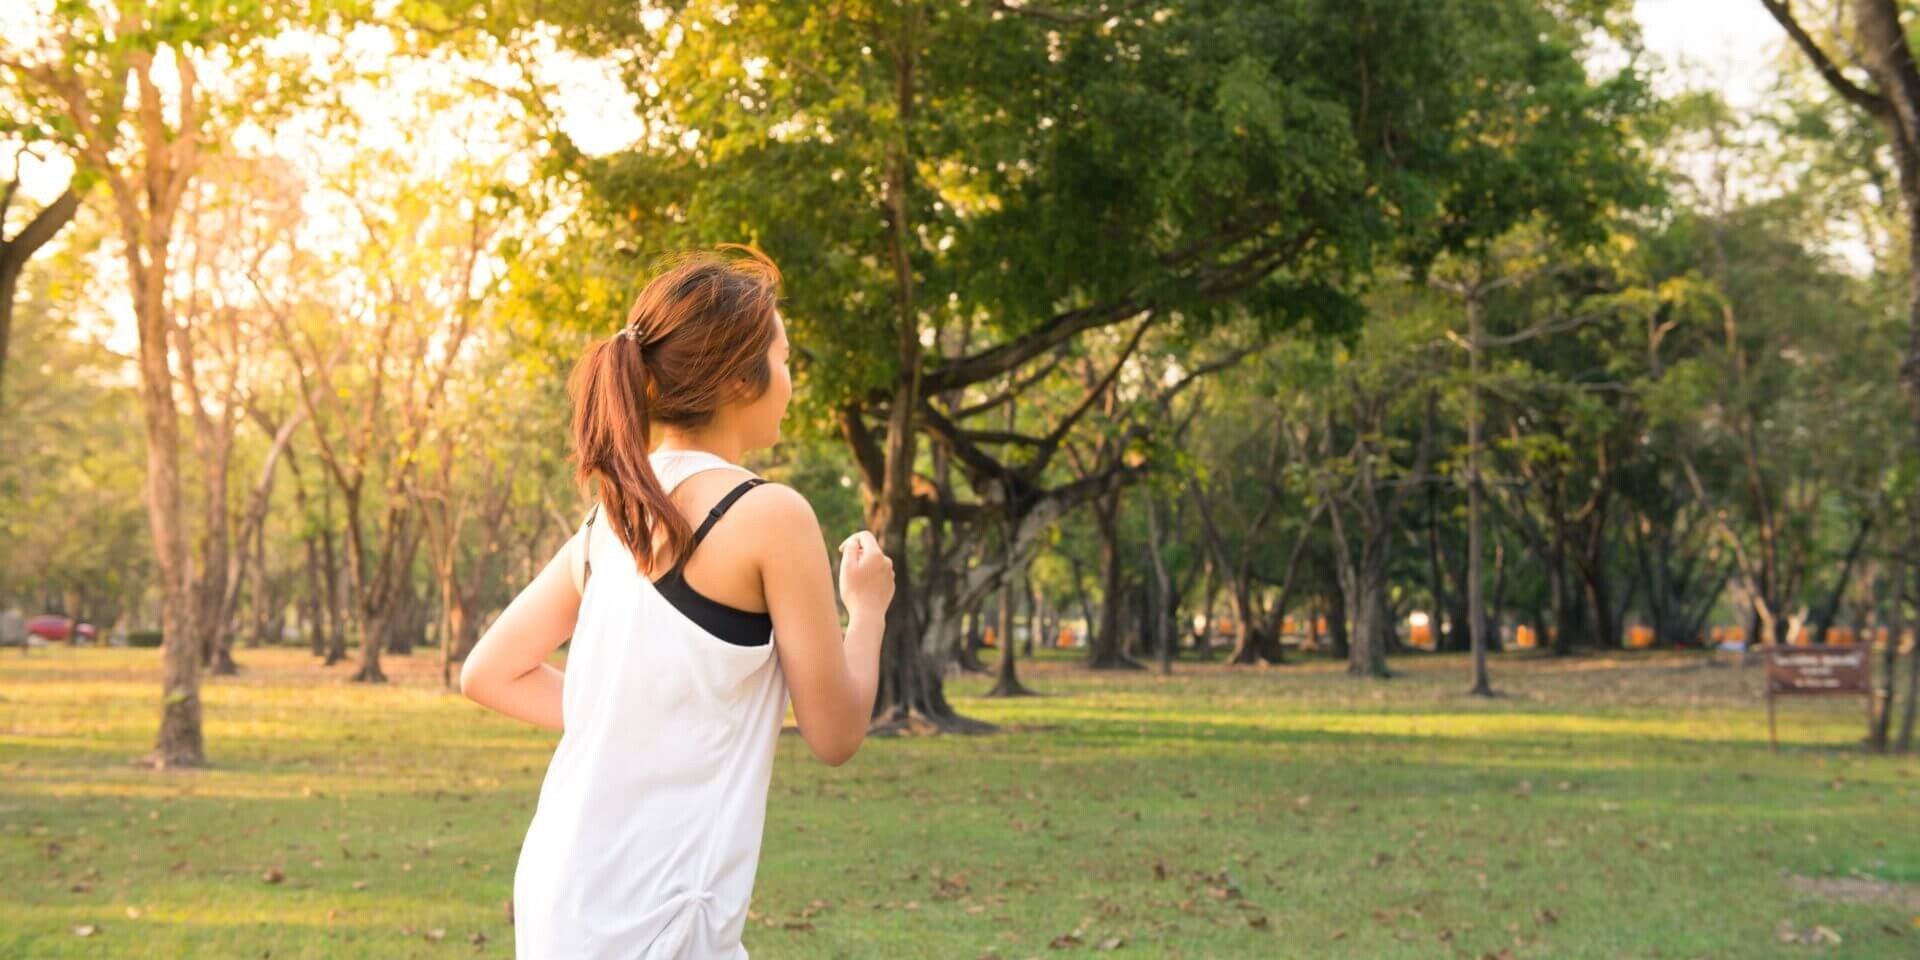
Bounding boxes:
[1765,645,1873,752]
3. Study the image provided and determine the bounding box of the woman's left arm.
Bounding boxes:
[459,529,585,732]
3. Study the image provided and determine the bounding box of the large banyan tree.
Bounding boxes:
[520,0,1648,729]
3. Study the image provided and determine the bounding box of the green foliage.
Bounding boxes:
[0,209,150,619]
[528,0,1657,417]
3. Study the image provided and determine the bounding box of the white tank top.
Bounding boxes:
[514,449,788,959]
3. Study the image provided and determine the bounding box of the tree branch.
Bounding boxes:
[1758,0,1892,117]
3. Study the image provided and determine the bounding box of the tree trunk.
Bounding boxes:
[322,523,347,666]
[303,536,325,656]
[1325,594,1349,660]
[1466,293,1493,696]
[1898,620,1918,752]
[1024,577,1039,658]
[1146,492,1175,675]
[1814,515,1875,644]
[129,182,202,766]
[1347,562,1391,677]
[1087,486,1142,670]
[986,555,1035,698]
[1894,533,1918,752]
[1195,554,1216,661]
[201,439,239,676]
[1871,589,1900,751]
[248,517,271,648]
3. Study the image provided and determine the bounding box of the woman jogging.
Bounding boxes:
[459,245,893,958]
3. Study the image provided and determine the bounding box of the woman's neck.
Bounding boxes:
[651,434,744,465]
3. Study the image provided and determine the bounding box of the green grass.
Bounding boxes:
[2,644,1916,958]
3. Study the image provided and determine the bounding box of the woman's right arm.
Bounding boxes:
[754,484,893,766]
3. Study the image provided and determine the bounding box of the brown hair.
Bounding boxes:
[567,244,783,576]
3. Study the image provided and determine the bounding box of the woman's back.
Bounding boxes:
[512,449,786,959]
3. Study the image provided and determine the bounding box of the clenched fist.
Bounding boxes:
[836,530,894,619]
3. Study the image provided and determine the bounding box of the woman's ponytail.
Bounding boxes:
[567,331,691,578]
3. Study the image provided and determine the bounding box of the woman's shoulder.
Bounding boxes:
[733,478,815,523]
[710,479,820,553]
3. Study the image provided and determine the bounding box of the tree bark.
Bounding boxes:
[986,552,1036,698]
[1086,485,1143,670]
[0,185,79,414]
[1466,290,1492,695]
[1146,491,1175,675]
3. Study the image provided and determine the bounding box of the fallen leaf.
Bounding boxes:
[1095,936,1125,950]
[1049,932,1083,949]
[262,867,285,884]
[70,925,98,937]
[424,928,446,942]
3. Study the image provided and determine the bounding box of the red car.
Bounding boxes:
[26,615,97,642]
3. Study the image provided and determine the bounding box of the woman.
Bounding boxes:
[459,245,893,958]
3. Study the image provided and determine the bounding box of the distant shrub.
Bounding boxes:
[127,630,163,648]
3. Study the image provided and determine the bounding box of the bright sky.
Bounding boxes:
[1633,0,1785,110]
[0,0,1823,353]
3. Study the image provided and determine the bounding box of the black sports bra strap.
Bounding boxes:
[689,477,768,549]
[585,477,767,587]
[581,503,600,588]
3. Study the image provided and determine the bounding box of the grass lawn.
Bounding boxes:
[2,642,1917,959]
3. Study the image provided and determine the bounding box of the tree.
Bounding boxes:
[1,0,337,766]
[547,0,1660,724]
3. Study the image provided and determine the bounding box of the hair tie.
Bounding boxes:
[618,326,644,345]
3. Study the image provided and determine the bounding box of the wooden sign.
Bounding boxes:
[1765,646,1873,752]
